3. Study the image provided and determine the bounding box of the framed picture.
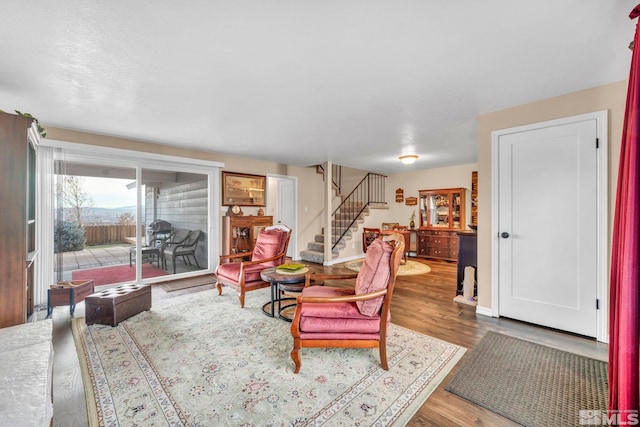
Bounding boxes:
[222,171,266,206]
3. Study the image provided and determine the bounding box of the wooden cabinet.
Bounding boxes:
[0,111,39,328]
[456,232,477,295]
[222,215,273,255]
[417,229,459,261]
[417,188,466,261]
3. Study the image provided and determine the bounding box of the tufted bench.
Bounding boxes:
[85,284,152,326]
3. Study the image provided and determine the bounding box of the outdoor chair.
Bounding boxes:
[163,230,203,274]
[290,233,404,374]
[216,224,291,308]
[159,228,191,270]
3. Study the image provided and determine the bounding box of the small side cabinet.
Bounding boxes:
[456,231,477,295]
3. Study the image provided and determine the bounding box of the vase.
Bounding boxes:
[409,220,415,229]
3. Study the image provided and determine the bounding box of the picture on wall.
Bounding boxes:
[222,171,266,206]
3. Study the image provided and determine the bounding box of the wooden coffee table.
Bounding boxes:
[260,267,309,321]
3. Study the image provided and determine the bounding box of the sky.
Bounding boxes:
[82,176,138,208]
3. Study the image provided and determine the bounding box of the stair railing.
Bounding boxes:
[316,164,342,194]
[331,172,386,250]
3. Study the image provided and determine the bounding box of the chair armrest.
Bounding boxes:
[219,251,254,262]
[296,288,387,304]
[238,251,286,268]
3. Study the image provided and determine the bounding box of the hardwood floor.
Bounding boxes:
[50,259,608,426]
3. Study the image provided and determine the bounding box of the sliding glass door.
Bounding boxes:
[49,146,217,288]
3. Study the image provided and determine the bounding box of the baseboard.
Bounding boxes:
[475,306,494,317]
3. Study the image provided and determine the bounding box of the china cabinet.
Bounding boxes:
[222,215,273,255]
[0,111,39,327]
[416,188,466,262]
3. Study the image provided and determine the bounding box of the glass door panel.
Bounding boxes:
[54,161,138,286]
[142,168,209,278]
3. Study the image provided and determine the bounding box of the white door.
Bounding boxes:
[496,118,598,337]
[276,177,296,258]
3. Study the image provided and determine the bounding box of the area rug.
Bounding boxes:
[72,288,465,426]
[445,331,608,427]
[344,259,431,276]
[72,263,169,286]
[158,274,216,292]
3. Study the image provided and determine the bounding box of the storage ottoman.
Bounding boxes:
[85,284,152,326]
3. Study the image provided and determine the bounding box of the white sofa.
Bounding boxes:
[0,319,53,427]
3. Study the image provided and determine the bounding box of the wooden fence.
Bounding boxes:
[84,224,145,245]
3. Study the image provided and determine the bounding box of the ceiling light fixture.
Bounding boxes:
[399,154,418,165]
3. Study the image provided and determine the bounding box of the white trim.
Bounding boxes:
[475,306,493,317]
[35,145,55,307]
[40,139,224,169]
[491,110,608,342]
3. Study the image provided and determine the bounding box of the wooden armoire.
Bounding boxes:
[0,111,39,328]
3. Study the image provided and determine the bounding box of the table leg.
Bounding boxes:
[261,281,277,318]
[46,291,53,318]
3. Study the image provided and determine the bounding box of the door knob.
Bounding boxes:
[500,232,510,238]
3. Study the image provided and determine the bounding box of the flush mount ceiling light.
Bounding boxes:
[399,154,418,165]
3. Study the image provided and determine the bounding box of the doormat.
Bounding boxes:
[158,274,216,292]
[445,331,608,426]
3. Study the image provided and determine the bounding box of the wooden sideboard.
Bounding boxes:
[416,229,459,261]
[222,215,273,255]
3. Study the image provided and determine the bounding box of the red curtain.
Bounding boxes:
[609,4,640,416]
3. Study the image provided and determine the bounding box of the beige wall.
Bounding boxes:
[476,80,627,310]
[45,126,325,259]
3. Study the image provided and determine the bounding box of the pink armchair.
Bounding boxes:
[215,224,291,308]
[290,233,404,373]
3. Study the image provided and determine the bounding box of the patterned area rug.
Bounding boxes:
[445,331,608,427]
[72,288,464,426]
[158,274,216,292]
[344,259,431,276]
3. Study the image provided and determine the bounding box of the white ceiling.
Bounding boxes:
[0,1,633,174]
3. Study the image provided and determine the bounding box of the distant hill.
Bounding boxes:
[61,206,137,225]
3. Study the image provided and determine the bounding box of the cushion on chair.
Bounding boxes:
[354,239,393,316]
[216,262,267,284]
[251,229,286,267]
[299,286,382,335]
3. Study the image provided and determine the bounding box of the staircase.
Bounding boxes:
[300,170,386,264]
[300,202,370,264]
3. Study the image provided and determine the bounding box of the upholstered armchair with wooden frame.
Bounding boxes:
[290,233,404,373]
[215,224,291,308]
